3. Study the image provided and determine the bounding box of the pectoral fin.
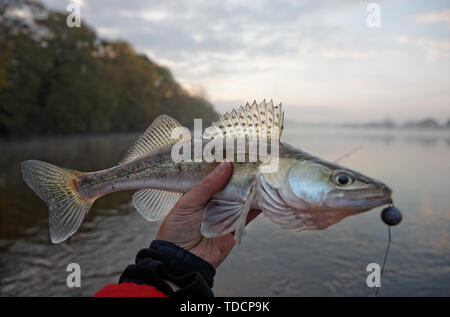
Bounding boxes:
[201,200,243,238]
[234,183,257,244]
[201,183,257,245]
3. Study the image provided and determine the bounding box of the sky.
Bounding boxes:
[42,0,450,123]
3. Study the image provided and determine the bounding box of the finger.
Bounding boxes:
[177,161,232,209]
[245,209,262,226]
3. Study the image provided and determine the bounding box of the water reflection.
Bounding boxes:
[0,128,449,296]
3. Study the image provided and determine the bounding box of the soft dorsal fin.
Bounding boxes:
[120,114,191,164]
[203,99,284,140]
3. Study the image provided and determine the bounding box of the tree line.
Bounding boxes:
[0,0,218,136]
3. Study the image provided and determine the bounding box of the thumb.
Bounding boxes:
[177,161,232,209]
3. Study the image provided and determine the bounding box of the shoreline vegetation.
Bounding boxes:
[0,0,218,137]
[286,118,450,130]
[341,118,450,130]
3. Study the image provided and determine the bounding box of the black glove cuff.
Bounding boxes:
[119,240,216,297]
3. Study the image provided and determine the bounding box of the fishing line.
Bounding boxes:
[375,226,391,296]
[333,144,363,163]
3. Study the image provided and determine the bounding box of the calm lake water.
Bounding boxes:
[0,125,449,296]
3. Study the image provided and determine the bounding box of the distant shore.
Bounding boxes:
[285,118,450,130]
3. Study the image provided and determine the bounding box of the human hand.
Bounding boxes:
[156,161,261,268]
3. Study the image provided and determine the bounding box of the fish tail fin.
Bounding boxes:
[21,160,92,243]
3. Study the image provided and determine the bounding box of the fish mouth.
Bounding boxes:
[342,196,391,211]
[326,187,393,211]
[357,188,393,209]
[360,190,391,200]
[368,196,393,207]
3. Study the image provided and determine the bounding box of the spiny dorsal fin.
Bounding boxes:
[120,114,191,164]
[203,99,284,140]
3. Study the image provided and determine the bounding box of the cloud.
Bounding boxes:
[39,0,450,121]
[396,35,450,61]
[65,0,376,87]
[43,0,365,57]
[413,9,450,28]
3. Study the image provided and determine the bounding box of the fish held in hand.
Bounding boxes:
[21,100,393,244]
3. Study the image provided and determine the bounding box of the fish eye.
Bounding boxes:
[332,171,354,186]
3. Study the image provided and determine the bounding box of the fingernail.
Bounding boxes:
[216,161,228,173]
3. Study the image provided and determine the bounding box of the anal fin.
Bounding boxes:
[133,189,182,221]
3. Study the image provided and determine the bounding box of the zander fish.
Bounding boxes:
[21,100,393,244]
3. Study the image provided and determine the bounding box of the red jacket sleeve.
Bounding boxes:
[95,282,167,297]
[95,240,216,297]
